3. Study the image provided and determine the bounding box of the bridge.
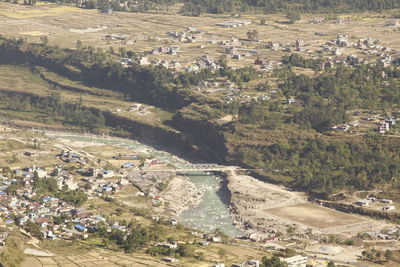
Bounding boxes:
[142,164,263,173]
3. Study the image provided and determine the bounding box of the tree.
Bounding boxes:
[40,36,49,45]
[260,19,266,25]
[25,221,42,239]
[362,250,368,259]
[247,30,259,40]
[218,248,227,258]
[384,250,393,262]
[286,10,301,23]
[119,47,127,57]
[327,261,336,267]
[262,255,288,267]
[76,40,82,50]
[176,244,194,257]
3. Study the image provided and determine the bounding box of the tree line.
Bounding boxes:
[0,90,105,129]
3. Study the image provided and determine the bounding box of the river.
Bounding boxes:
[49,134,243,237]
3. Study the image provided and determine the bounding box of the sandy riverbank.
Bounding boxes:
[46,131,206,216]
[226,171,310,237]
[226,171,393,239]
[157,175,205,216]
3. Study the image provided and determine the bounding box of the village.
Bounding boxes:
[0,128,397,267]
[1,2,400,266]
[0,129,320,267]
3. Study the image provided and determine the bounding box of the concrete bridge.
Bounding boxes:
[143,164,262,173]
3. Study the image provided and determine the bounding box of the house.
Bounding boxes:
[210,236,221,242]
[385,116,396,126]
[333,48,343,56]
[156,242,178,249]
[245,260,260,267]
[74,224,87,232]
[0,232,8,245]
[64,178,78,190]
[233,260,260,267]
[382,206,395,211]
[332,124,349,131]
[355,200,370,206]
[120,58,133,66]
[254,58,266,65]
[386,20,398,26]
[139,57,150,66]
[121,162,133,168]
[101,170,115,178]
[309,17,325,24]
[295,40,304,51]
[287,97,296,105]
[212,264,225,267]
[170,60,181,70]
[128,104,142,112]
[72,208,89,218]
[36,217,50,228]
[216,20,251,28]
[280,255,308,267]
[35,169,47,178]
[23,151,37,157]
[232,54,242,60]
[198,240,209,246]
[335,34,350,46]
[162,257,179,263]
[378,122,389,134]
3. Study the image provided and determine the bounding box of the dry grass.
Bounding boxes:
[1,2,399,69]
[265,203,364,229]
[0,3,92,19]
[0,65,173,127]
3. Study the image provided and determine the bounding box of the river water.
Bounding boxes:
[49,134,242,237]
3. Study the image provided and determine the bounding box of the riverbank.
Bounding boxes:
[158,175,204,216]
[44,131,243,235]
[226,171,309,238]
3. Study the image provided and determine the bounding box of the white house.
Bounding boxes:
[281,255,308,267]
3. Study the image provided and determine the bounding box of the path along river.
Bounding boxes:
[49,134,243,237]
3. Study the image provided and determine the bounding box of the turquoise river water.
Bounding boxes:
[50,134,242,237]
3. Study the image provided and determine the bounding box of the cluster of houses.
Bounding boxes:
[13,164,78,191]
[265,41,298,53]
[355,197,395,212]
[332,115,397,134]
[216,20,251,28]
[120,56,183,71]
[362,225,400,240]
[377,115,397,134]
[151,46,181,55]
[196,80,236,93]
[113,103,152,114]
[309,17,325,24]
[211,255,308,267]
[0,145,174,241]
[185,55,219,72]
[318,34,399,67]
[0,172,113,241]
[385,19,399,27]
[225,87,276,104]
[80,166,128,196]
[167,26,205,43]
[59,150,86,165]
[105,34,130,41]
[254,58,282,72]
